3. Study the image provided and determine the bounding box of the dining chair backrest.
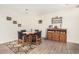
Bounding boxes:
[36,31,41,38]
[18,31,22,39]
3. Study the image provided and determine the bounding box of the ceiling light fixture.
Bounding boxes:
[25,9,29,14]
[25,9,29,11]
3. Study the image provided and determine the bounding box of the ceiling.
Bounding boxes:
[0,4,78,16]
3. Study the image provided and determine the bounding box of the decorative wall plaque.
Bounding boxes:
[18,24,21,27]
[13,21,17,24]
[38,20,42,24]
[6,16,12,21]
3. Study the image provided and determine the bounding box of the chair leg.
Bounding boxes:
[36,38,41,45]
[18,39,22,44]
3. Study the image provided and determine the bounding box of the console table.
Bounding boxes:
[47,29,67,43]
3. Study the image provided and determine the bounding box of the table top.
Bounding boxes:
[23,32,36,35]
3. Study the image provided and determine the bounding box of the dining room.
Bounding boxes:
[0,4,79,54]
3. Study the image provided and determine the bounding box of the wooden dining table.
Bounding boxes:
[23,32,36,35]
[23,32,37,44]
[23,31,41,45]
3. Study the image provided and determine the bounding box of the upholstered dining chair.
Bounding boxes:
[18,30,28,45]
[18,31,23,44]
[35,31,42,45]
[9,31,28,53]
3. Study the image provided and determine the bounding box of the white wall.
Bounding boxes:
[0,7,37,44]
[36,8,79,44]
[0,11,17,43]
[22,15,47,37]
[0,6,79,44]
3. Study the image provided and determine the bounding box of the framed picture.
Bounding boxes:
[18,24,21,27]
[6,16,12,21]
[51,16,62,24]
[51,16,62,28]
[38,20,42,24]
[13,21,17,24]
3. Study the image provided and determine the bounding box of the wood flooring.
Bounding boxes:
[0,44,14,54]
[29,40,79,54]
[0,39,79,54]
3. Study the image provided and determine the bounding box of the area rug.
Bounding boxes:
[4,40,37,54]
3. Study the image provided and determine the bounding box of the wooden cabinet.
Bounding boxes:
[47,31,52,40]
[60,31,66,42]
[47,29,67,43]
